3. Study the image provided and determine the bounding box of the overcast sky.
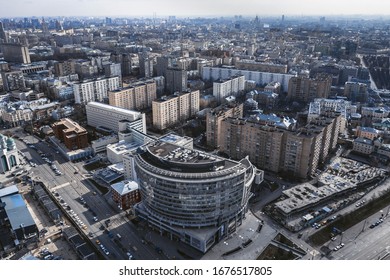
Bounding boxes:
[1,0,390,18]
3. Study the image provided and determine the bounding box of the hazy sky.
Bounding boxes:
[1,0,390,18]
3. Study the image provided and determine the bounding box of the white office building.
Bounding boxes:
[86,102,146,133]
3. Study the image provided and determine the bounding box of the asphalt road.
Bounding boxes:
[12,130,164,260]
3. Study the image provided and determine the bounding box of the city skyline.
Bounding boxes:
[1,0,390,18]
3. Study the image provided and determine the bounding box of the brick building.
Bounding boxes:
[52,118,88,150]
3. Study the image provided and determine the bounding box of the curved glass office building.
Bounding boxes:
[133,141,262,252]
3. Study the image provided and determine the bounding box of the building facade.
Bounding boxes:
[52,118,88,150]
[288,74,332,103]
[213,75,245,102]
[219,115,341,179]
[165,67,187,94]
[108,80,157,110]
[152,90,200,130]
[344,81,368,103]
[202,66,294,93]
[86,101,146,133]
[1,43,31,64]
[133,141,261,252]
[206,103,244,148]
[110,180,141,211]
[235,60,288,73]
[0,134,20,173]
[73,76,120,104]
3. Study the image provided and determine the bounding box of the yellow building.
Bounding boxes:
[152,90,199,130]
[108,80,156,110]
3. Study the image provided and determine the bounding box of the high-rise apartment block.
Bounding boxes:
[86,101,146,133]
[308,98,352,133]
[0,22,8,43]
[287,74,332,103]
[73,76,120,104]
[152,90,200,130]
[1,43,31,64]
[165,67,187,94]
[206,103,244,148]
[156,56,172,77]
[110,53,133,77]
[213,75,245,102]
[104,63,122,86]
[108,79,157,110]
[344,81,368,103]
[139,53,154,78]
[133,140,262,252]
[219,114,342,179]
[52,118,88,150]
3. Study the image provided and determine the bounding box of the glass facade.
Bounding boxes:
[133,142,257,252]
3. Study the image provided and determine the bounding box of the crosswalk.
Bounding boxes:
[50,182,70,191]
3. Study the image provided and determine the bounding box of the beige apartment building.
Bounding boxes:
[288,74,332,103]
[152,90,199,130]
[206,103,243,148]
[219,115,341,179]
[220,118,284,173]
[109,80,157,110]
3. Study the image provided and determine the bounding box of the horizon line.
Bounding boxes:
[2,13,390,19]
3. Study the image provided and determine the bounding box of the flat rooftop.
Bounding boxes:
[140,141,242,174]
[275,157,386,215]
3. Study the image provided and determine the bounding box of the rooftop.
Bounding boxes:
[1,194,36,231]
[137,141,247,176]
[0,185,19,198]
[53,118,86,134]
[87,101,142,117]
[111,180,139,195]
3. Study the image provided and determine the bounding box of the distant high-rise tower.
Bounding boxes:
[0,21,8,43]
[55,20,63,31]
[41,18,50,37]
[139,52,154,78]
[166,67,187,94]
[156,56,172,77]
[104,63,122,86]
[105,17,112,25]
[110,52,133,77]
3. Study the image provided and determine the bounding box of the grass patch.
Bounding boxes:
[309,188,390,247]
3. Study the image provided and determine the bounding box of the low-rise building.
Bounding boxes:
[355,126,381,140]
[353,137,374,155]
[110,180,140,211]
[52,118,88,150]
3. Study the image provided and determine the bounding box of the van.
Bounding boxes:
[116,233,122,240]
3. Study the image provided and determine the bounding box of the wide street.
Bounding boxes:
[10,128,165,260]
